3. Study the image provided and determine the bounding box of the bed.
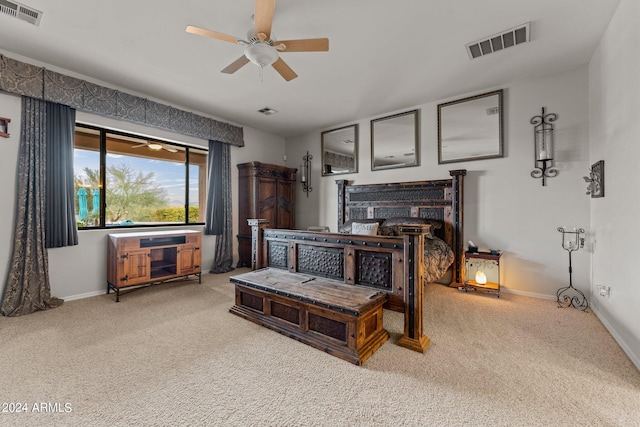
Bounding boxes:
[229,170,466,362]
[336,169,466,287]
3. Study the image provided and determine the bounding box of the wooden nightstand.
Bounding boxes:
[462,251,502,297]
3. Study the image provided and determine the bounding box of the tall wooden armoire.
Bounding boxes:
[237,162,297,267]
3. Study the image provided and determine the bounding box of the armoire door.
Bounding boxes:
[257,177,278,228]
[277,179,295,229]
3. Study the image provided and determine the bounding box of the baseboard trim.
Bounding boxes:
[61,269,212,302]
[591,305,640,372]
[500,288,556,301]
[62,290,105,301]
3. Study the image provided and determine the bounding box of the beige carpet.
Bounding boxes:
[1,269,638,427]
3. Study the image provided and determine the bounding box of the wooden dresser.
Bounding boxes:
[237,162,296,267]
[107,230,202,302]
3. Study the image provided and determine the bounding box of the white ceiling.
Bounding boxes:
[0,0,620,138]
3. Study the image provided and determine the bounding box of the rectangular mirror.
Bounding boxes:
[371,110,419,170]
[438,89,504,164]
[322,124,358,176]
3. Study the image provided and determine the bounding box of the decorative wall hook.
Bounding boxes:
[583,160,604,198]
[530,107,558,186]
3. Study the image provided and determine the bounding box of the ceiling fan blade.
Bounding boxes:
[272,57,298,81]
[221,56,251,74]
[254,0,276,39]
[162,145,179,153]
[276,38,329,52]
[131,143,147,149]
[186,25,239,44]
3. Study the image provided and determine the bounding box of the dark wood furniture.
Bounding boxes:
[237,162,296,268]
[230,268,389,366]
[230,220,432,363]
[229,172,465,363]
[107,230,202,302]
[336,170,466,286]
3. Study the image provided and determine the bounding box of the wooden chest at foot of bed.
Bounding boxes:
[230,269,389,366]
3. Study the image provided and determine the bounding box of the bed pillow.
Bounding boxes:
[351,222,379,235]
[339,218,385,234]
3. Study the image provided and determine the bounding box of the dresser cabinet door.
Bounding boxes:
[118,249,151,286]
[178,245,201,275]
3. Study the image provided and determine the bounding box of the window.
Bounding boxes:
[74,124,207,228]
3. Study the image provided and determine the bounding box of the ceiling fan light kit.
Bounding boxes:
[186,0,328,81]
[245,43,278,68]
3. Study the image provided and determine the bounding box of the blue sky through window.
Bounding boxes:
[74,150,199,206]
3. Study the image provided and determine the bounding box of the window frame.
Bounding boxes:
[74,123,207,230]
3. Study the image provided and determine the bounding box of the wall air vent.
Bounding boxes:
[466,22,530,60]
[0,0,42,26]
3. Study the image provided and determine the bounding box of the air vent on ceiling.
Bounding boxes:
[466,22,530,60]
[0,0,42,26]
[258,107,278,116]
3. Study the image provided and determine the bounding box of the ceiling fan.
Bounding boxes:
[131,141,178,153]
[186,0,329,81]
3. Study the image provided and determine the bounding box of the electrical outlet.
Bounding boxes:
[597,285,611,298]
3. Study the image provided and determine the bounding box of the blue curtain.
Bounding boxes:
[1,97,75,316]
[45,102,78,248]
[205,140,234,273]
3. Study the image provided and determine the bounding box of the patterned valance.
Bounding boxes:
[0,54,244,147]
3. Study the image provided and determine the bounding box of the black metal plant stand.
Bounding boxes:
[556,227,588,311]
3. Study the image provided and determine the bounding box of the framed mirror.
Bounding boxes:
[371,110,419,170]
[438,89,504,164]
[321,124,358,176]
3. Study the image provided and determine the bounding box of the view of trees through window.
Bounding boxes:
[74,125,207,228]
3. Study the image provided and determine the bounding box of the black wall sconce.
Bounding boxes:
[300,151,312,197]
[530,107,558,186]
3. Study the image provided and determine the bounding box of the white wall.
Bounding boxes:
[588,0,640,368]
[287,67,591,301]
[0,86,286,300]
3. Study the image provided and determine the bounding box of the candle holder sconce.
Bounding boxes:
[530,107,558,186]
[300,151,312,197]
[556,226,588,311]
